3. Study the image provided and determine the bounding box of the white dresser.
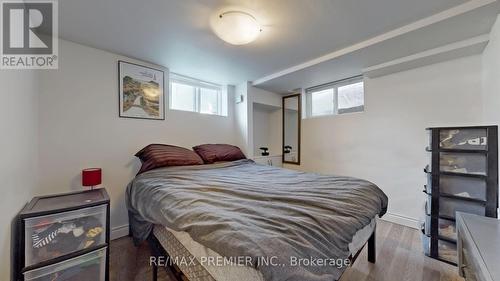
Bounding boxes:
[457,212,500,281]
[252,155,283,167]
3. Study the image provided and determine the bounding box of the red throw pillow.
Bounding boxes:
[135,144,204,174]
[192,144,246,164]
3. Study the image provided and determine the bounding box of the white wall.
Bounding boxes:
[235,82,250,156]
[253,104,282,156]
[482,15,500,122]
[482,15,500,217]
[298,55,484,227]
[0,70,39,280]
[250,86,282,108]
[235,83,282,157]
[37,40,237,235]
[250,86,282,157]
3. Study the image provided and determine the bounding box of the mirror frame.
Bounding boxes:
[282,93,301,165]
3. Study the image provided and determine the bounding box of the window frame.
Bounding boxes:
[306,76,364,118]
[169,73,226,116]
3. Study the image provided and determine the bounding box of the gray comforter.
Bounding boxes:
[126,159,388,281]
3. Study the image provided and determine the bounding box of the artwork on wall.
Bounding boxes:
[118,61,165,120]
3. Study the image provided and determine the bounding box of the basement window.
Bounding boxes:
[306,76,364,118]
[170,73,227,116]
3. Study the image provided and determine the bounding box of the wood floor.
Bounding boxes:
[109,220,463,281]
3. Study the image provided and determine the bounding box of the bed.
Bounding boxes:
[126,159,388,281]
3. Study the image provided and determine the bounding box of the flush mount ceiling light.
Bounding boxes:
[212,11,261,45]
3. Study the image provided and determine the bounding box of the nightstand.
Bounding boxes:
[14,189,110,281]
[252,155,283,167]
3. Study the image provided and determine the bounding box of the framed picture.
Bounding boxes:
[118,61,165,120]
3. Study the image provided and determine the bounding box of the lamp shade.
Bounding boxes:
[212,11,261,45]
[82,168,102,186]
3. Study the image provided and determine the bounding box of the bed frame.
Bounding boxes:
[148,227,376,281]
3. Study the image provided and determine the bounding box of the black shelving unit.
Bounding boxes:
[423,126,498,265]
[14,189,110,281]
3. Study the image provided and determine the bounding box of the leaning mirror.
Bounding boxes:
[282,94,301,165]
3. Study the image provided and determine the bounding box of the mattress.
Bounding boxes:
[153,218,376,281]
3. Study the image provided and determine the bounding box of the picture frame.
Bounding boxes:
[118,61,165,120]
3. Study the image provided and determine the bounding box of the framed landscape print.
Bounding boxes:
[118,61,165,120]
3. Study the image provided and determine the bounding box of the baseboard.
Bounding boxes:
[111,224,130,240]
[380,212,420,229]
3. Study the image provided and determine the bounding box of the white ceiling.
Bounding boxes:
[59,0,478,86]
[255,1,499,93]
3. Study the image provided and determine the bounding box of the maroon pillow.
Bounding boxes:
[192,144,246,164]
[135,144,203,174]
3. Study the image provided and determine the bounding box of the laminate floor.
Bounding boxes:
[110,220,463,281]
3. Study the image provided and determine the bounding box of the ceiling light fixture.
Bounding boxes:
[212,11,261,45]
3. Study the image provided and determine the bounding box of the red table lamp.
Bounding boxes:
[82,168,102,190]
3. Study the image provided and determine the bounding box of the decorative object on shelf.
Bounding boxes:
[118,61,165,120]
[14,189,110,281]
[82,168,102,190]
[422,126,498,266]
[211,10,262,45]
[259,147,269,156]
[283,145,292,154]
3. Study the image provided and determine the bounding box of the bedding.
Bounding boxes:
[126,159,388,281]
[192,144,246,163]
[135,144,204,174]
